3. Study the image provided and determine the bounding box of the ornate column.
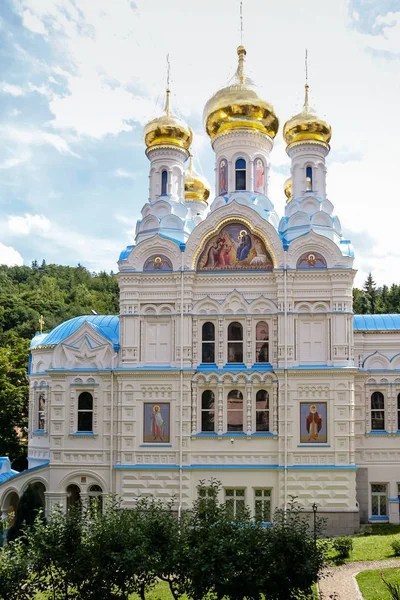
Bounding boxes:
[217,384,223,434]
[191,383,198,434]
[218,318,224,367]
[192,318,198,366]
[246,384,252,434]
[272,383,278,434]
[246,317,252,367]
[365,385,370,434]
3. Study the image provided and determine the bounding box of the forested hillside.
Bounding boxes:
[0,264,397,468]
[0,262,119,469]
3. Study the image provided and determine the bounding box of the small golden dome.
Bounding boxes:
[144,89,192,151]
[184,155,210,203]
[284,177,292,202]
[283,84,331,147]
[203,46,279,140]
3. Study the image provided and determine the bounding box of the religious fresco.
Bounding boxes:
[218,159,228,195]
[300,402,327,444]
[143,254,173,271]
[197,223,273,271]
[296,251,327,269]
[143,403,170,443]
[254,158,265,193]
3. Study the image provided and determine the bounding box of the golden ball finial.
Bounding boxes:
[203,47,279,140]
[184,155,210,204]
[144,89,192,152]
[284,177,292,202]
[283,84,331,148]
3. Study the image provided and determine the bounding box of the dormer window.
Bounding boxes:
[235,158,246,190]
[305,166,313,191]
[161,170,168,195]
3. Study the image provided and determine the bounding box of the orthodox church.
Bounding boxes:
[2,46,400,536]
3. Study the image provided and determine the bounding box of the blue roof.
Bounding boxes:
[30,315,120,350]
[354,314,400,331]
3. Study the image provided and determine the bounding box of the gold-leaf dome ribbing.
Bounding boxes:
[284,177,292,202]
[283,84,331,147]
[144,89,192,151]
[203,46,279,140]
[184,155,210,203]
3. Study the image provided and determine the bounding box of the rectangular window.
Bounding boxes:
[225,488,245,519]
[38,393,45,430]
[371,392,385,430]
[371,484,387,516]
[254,489,271,522]
[227,390,243,432]
[201,390,215,432]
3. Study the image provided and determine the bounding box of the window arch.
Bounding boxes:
[38,392,46,430]
[305,166,313,191]
[202,322,215,363]
[255,321,269,363]
[371,391,384,430]
[201,390,215,432]
[161,170,168,195]
[256,390,269,431]
[227,390,243,432]
[78,392,93,432]
[228,322,243,363]
[88,484,103,514]
[235,158,246,190]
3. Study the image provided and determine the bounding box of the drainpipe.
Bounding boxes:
[110,352,117,495]
[284,247,288,512]
[178,249,184,521]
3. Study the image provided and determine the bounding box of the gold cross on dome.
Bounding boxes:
[39,315,45,334]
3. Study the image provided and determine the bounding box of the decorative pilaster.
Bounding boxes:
[218,318,224,367]
[191,383,197,434]
[217,384,223,434]
[246,384,252,434]
[246,317,252,367]
[272,383,278,434]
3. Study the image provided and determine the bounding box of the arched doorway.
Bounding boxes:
[66,484,81,511]
[88,484,103,514]
[31,482,46,512]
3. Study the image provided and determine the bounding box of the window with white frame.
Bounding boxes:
[256,390,269,432]
[225,488,245,519]
[77,392,93,432]
[37,392,45,430]
[371,391,385,430]
[254,489,272,522]
[227,322,243,363]
[202,322,215,363]
[227,389,243,432]
[201,390,215,432]
[371,484,387,516]
[255,321,269,363]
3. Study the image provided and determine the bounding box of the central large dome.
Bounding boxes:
[203,46,279,140]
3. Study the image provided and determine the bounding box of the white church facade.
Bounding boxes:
[2,46,400,535]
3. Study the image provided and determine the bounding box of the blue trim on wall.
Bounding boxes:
[222,363,247,370]
[32,430,47,435]
[369,515,389,521]
[388,498,400,502]
[68,432,98,437]
[367,430,389,435]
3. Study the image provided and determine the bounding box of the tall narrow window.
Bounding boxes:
[371,484,387,516]
[305,166,313,190]
[227,322,243,363]
[225,488,245,519]
[254,489,272,522]
[88,484,103,514]
[256,390,269,432]
[161,170,168,195]
[397,394,400,431]
[202,322,215,363]
[78,392,93,432]
[38,393,45,430]
[227,389,243,431]
[66,484,81,511]
[201,390,215,432]
[235,158,246,190]
[371,392,384,430]
[255,321,269,363]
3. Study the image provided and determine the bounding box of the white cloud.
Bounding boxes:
[21,8,48,35]
[0,82,24,96]
[0,152,31,169]
[8,214,51,235]
[0,125,79,157]
[0,242,23,266]
[114,168,136,180]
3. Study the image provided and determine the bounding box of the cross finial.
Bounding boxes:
[305,48,308,83]
[304,48,310,112]
[240,0,243,45]
[164,54,171,115]
[39,315,45,334]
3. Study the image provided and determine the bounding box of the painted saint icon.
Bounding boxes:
[219,159,228,195]
[143,403,170,443]
[254,158,264,193]
[300,402,327,444]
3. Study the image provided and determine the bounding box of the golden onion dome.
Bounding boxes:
[283,84,331,147]
[284,177,292,203]
[203,46,279,140]
[144,89,192,151]
[184,155,210,203]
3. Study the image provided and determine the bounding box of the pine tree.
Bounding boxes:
[363,273,378,313]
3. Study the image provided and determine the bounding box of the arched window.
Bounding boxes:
[66,484,81,511]
[78,392,93,432]
[88,484,103,514]
[255,321,269,363]
[227,322,243,363]
[235,158,246,190]
[371,391,384,430]
[201,390,215,432]
[305,166,313,191]
[227,390,243,431]
[397,394,400,431]
[38,392,45,430]
[256,390,269,432]
[161,170,168,195]
[202,322,215,363]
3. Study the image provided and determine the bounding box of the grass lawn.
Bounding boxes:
[356,568,400,600]
[326,524,400,563]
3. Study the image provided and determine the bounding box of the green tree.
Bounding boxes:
[0,538,31,600]
[363,273,378,313]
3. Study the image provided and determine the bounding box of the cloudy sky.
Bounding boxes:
[0,0,399,286]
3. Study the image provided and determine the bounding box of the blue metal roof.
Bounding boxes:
[354,314,400,331]
[30,315,120,349]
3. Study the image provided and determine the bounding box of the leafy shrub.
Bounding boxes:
[382,571,400,600]
[332,536,353,559]
[392,538,400,556]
